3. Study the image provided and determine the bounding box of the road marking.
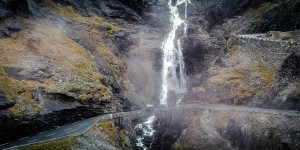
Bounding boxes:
[27,139,38,143]
[79,123,87,126]
[0,143,9,146]
[39,131,47,134]
[64,128,72,131]
[19,137,29,140]
[46,133,56,137]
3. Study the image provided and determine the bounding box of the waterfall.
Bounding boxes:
[135,1,190,149]
[160,0,190,105]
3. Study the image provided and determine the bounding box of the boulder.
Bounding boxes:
[7,20,23,31]
[0,29,11,38]
[0,90,14,109]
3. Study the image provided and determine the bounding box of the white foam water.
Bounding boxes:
[160,0,190,105]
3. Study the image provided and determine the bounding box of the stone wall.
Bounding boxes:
[231,35,299,69]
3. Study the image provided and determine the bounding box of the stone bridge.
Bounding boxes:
[110,104,300,126]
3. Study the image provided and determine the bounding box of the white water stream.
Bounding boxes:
[160,0,189,105]
[135,0,190,149]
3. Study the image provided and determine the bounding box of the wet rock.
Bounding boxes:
[141,1,170,28]
[151,116,185,150]
[0,4,11,20]
[7,20,23,31]
[182,36,206,75]
[0,90,14,109]
[0,29,11,38]
[167,90,179,105]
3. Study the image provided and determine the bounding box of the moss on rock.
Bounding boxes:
[251,63,276,86]
[44,0,124,35]
[92,121,129,149]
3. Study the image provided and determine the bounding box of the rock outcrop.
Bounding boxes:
[173,110,300,150]
[0,0,135,143]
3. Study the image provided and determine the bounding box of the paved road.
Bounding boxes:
[1,104,299,149]
[0,115,108,150]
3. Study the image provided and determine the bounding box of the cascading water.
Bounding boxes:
[135,0,190,149]
[160,0,189,105]
[135,116,156,150]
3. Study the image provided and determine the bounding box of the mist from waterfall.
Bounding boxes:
[160,0,190,105]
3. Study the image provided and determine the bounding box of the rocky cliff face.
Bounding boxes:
[181,0,300,110]
[173,110,300,150]
[0,0,138,143]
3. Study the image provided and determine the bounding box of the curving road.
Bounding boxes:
[1,104,299,149]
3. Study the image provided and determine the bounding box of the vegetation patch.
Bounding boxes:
[0,18,114,119]
[208,67,246,86]
[20,137,77,150]
[251,63,276,86]
[45,0,124,35]
[192,86,206,93]
[208,67,261,104]
[0,67,40,117]
[93,121,129,149]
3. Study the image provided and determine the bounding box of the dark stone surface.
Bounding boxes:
[0,4,11,20]
[58,0,144,23]
[0,90,14,109]
[7,20,23,31]
[268,52,300,110]
[248,0,300,33]
[151,116,186,150]
[191,0,270,29]
[182,36,206,75]
[4,67,53,81]
[0,29,11,38]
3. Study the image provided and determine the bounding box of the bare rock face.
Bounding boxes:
[181,0,300,111]
[0,90,14,109]
[0,0,134,143]
[173,110,300,150]
[269,52,300,110]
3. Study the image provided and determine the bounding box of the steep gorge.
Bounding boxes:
[0,0,299,149]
